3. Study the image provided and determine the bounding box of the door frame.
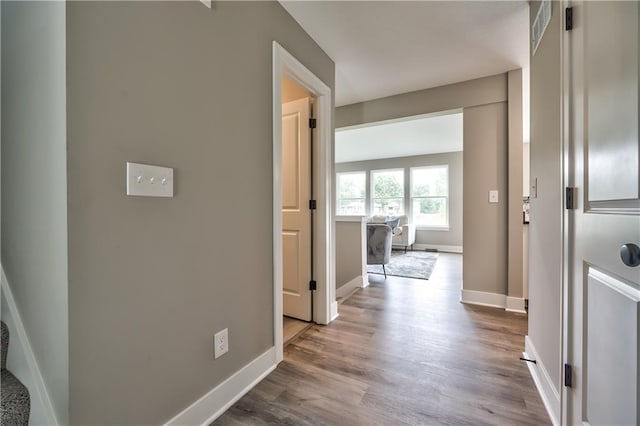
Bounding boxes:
[272,41,336,363]
[560,2,570,423]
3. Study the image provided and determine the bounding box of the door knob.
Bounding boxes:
[620,243,640,267]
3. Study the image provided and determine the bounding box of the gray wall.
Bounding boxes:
[527,0,563,392]
[65,2,334,424]
[335,152,463,248]
[1,1,69,424]
[463,103,508,295]
[337,74,509,296]
[335,219,365,289]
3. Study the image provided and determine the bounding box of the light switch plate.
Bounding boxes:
[489,190,499,203]
[126,162,174,197]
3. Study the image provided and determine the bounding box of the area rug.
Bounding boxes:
[367,250,438,280]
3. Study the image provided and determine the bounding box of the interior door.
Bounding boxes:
[567,1,640,424]
[282,97,313,321]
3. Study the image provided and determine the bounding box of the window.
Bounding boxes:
[371,169,404,216]
[336,172,366,215]
[411,166,449,228]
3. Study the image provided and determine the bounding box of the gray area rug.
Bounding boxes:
[367,250,438,280]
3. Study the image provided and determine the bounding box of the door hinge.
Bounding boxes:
[565,187,577,209]
[309,200,317,210]
[309,118,317,129]
[309,280,317,291]
[565,7,573,31]
[564,363,573,387]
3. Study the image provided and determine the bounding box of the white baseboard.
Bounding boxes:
[412,244,463,253]
[0,265,58,426]
[165,347,278,425]
[506,296,527,314]
[523,336,561,426]
[461,290,529,316]
[336,275,366,300]
[460,289,506,309]
[330,301,339,322]
[362,277,370,288]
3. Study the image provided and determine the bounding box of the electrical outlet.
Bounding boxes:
[214,328,228,359]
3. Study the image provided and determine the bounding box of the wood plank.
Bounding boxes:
[215,253,549,425]
[283,316,312,346]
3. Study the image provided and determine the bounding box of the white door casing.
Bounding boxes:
[272,41,336,363]
[282,98,313,321]
[564,2,640,424]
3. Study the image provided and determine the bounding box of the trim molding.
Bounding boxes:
[272,41,335,338]
[524,336,561,426]
[164,348,277,425]
[460,289,506,309]
[335,215,366,223]
[336,275,366,300]
[330,301,339,322]
[0,266,58,425]
[412,244,463,253]
[505,296,527,314]
[461,290,529,315]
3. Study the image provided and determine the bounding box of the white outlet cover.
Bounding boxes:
[214,328,228,359]
[489,190,499,203]
[126,162,174,197]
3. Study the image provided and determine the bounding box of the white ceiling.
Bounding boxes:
[335,111,463,163]
[280,1,530,106]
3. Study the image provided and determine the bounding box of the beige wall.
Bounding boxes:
[335,152,463,248]
[282,76,310,103]
[527,0,563,393]
[336,74,511,297]
[65,2,334,424]
[1,2,69,423]
[463,102,508,295]
[508,69,524,299]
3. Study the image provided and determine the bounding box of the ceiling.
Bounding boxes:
[280,1,530,106]
[335,111,463,163]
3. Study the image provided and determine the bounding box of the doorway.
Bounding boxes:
[272,42,335,362]
[281,76,315,341]
[334,110,464,294]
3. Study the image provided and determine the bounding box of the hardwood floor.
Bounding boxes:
[283,316,312,346]
[216,253,550,425]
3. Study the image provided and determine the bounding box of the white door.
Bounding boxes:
[566,2,640,424]
[282,98,313,321]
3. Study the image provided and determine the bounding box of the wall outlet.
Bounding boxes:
[214,328,228,359]
[489,190,499,203]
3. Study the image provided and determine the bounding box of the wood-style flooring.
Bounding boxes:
[216,253,550,425]
[283,316,312,346]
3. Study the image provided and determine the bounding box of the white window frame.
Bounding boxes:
[410,165,450,230]
[336,171,367,216]
[370,168,405,217]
